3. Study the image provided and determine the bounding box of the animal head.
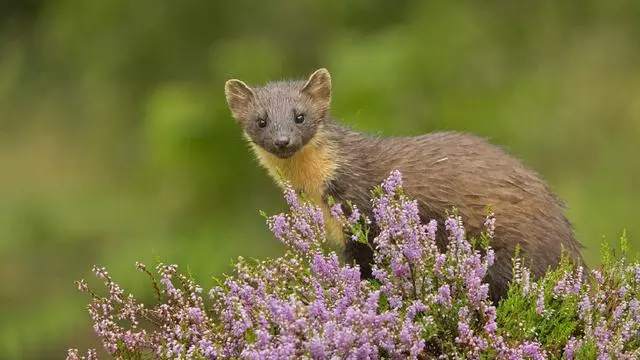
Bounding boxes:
[224,68,332,158]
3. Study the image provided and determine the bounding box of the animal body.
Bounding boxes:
[224,68,584,301]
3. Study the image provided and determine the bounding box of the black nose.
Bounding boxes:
[275,136,290,148]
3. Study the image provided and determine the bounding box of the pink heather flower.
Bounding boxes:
[483,306,498,336]
[347,205,361,225]
[521,269,533,296]
[65,349,97,360]
[66,349,80,360]
[536,289,545,315]
[593,269,604,284]
[307,335,326,359]
[485,248,495,268]
[436,284,452,307]
[70,170,640,359]
[553,272,568,296]
[329,203,344,219]
[483,212,496,239]
[92,266,108,280]
[513,257,522,284]
[135,261,146,272]
[381,169,403,194]
[434,253,446,275]
[520,341,545,359]
[578,294,592,320]
[76,279,88,292]
[564,337,578,360]
[426,219,438,242]
[187,307,204,324]
[445,215,465,245]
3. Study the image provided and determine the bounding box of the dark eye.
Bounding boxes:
[294,113,305,124]
[257,118,267,128]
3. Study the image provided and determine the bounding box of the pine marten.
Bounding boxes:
[224,68,584,301]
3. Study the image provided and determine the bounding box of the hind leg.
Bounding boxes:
[344,238,374,278]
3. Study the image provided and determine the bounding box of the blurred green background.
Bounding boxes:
[1,0,639,358]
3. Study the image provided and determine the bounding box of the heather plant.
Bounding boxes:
[69,171,640,359]
[498,234,640,359]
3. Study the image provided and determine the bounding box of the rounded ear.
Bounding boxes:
[225,79,256,121]
[301,68,331,111]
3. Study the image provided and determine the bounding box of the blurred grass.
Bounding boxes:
[1,1,639,358]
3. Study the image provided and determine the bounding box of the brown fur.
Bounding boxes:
[248,127,345,242]
[225,68,585,302]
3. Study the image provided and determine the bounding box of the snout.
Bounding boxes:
[274,136,291,149]
[271,135,300,158]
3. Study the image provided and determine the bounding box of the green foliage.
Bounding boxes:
[70,190,640,359]
[574,341,598,360]
[498,235,640,359]
[1,1,639,359]
[498,257,580,357]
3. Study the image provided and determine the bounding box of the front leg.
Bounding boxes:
[343,230,375,279]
